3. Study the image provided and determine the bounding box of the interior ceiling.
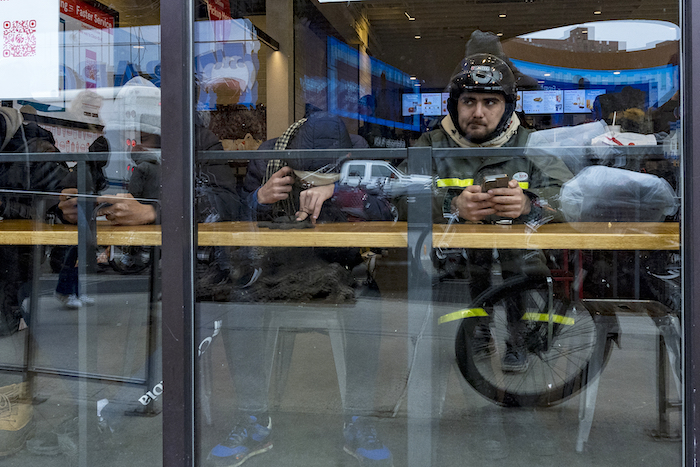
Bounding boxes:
[317,0,680,89]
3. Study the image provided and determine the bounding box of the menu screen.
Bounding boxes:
[402,94,422,116]
[441,92,449,115]
[522,90,563,114]
[564,89,606,113]
[421,93,442,116]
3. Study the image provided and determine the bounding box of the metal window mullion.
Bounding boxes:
[406,146,436,467]
[161,0,196,466]
[682,0,699,465]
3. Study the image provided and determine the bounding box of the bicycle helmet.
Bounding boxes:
[447,53,517,139]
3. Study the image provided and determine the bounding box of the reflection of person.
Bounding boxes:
[0,108,79,328]
[51,171,101,309]
[96,79,239,226]
[83,80,242,438]
[207,111,393,467]
[0,106,77,458]
[405,53,572,370]
[651,90,680,135]
[97,130,161,225]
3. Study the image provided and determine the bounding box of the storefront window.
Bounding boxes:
[192,1,682,467]
[0,0,685,466]
[0,0,163,465]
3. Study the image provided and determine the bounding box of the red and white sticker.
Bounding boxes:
[513,172,529,182]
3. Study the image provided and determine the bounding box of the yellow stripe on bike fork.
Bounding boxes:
[521,313,575,326]
[438,308,488,324]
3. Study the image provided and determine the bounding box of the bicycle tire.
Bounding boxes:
[454,275,613,407]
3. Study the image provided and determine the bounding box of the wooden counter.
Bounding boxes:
[0,219,680,250]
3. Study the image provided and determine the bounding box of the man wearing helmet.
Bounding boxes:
[411,53,573,371]
[417,53,571,225]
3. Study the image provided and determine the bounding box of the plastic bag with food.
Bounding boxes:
[525,120,608,174]
[559,165,678,222]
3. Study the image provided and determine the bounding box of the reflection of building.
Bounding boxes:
[517,27,622,53]
[503,36,679,108]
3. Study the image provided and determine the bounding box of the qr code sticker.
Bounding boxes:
[3,20,37,58]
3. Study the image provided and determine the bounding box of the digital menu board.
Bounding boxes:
[564,89,606,113]
[421,93,442,116]
[402,94,422,116]
[441,92,449,115]
[522,90,563,114]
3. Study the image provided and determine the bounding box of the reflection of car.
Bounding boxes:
[339,160,433,197]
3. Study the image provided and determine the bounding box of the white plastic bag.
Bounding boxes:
[526,120,659,174]
[559,166,678,222]
[525,121,607,174]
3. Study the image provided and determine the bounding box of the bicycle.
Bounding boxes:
[442,273,615,408]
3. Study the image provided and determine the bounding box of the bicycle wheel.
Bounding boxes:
[454,275,613,407]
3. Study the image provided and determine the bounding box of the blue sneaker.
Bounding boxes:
[343,416,393,466]
[207,415,272,466]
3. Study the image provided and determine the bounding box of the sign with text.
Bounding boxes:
[60,0,114,32]
[0,0,59,98]
[206,0,231,21]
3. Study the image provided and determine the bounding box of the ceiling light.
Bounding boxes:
[410,76,417,80]
[544,73,551,77]
[499,13,507,18]
[404,11,415,21]
[594,9,602,14]
[496,32,503,37]
[613,71,621,75]
[414,83,421,87]
[582,29,588,34]
[414,35,421,39]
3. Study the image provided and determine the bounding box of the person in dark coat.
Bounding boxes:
[207,111,394,467]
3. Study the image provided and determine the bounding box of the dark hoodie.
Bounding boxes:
[0,108,69,220]
[243,111,386,223]
[125,126,242,223]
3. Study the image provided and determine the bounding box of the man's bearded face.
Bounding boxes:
[456,91,506,143]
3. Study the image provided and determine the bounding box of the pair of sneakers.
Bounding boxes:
[54,292,95,309]
[207,414,393,467]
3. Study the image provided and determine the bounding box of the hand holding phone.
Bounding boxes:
[481,174,509,192]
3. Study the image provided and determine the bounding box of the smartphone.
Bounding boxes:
[482,174,509,192]
[93,202,113,220]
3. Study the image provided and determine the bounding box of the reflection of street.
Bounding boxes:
[1,272,152,370]
[0,270,681,466]
[0,271,159,466]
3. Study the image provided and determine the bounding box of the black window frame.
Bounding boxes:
[159,0,700,465]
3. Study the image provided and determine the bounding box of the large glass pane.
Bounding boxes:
[192,1,681,467]
[0,1,162,465]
